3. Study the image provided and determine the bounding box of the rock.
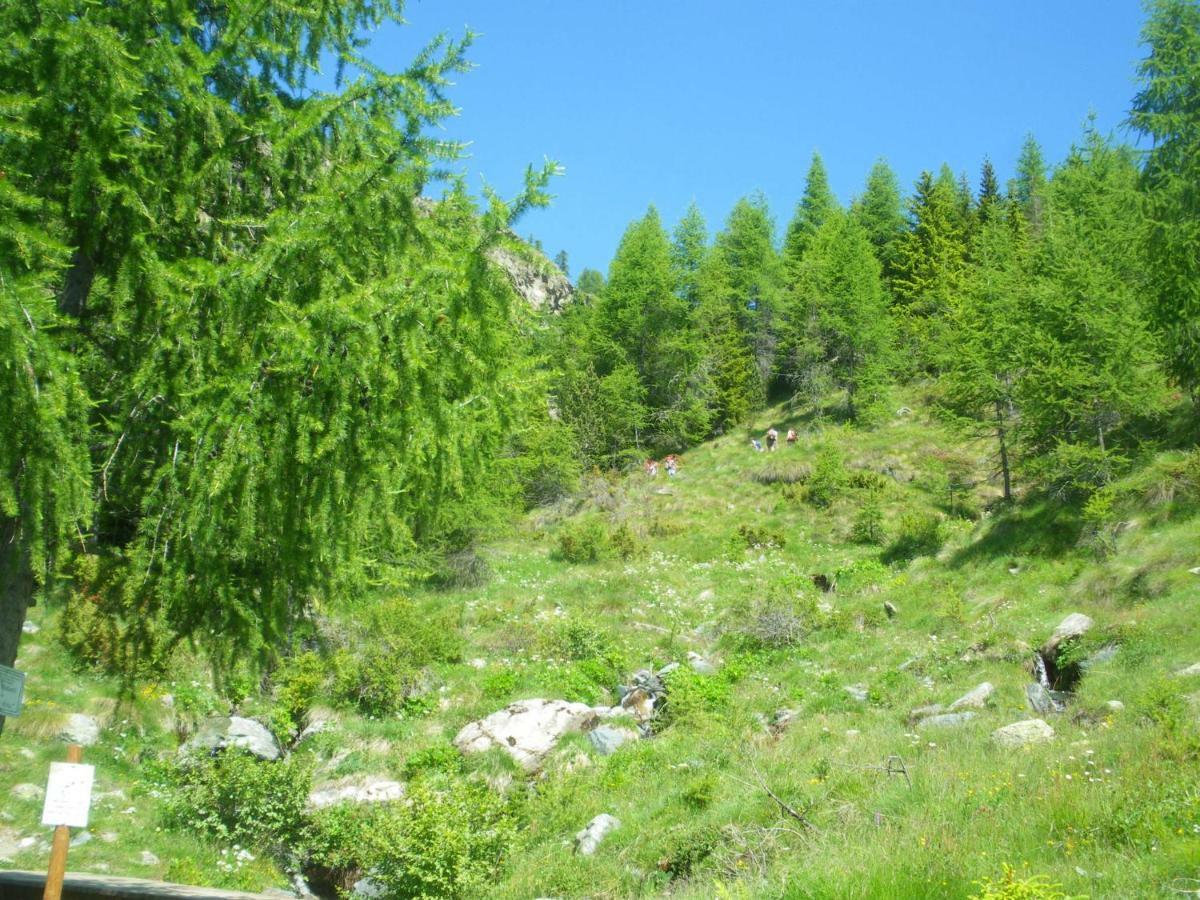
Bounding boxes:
[1042,613,1094,657]
[949,682,995,711]
[11,783,44,801]
[697,589,716,603]
[139,850,160,866]
[844,684,868,703]
[487,247,574,312]
[884,601,897,619]
[21,620,39,634]
[587,725,639,756]
[308,776,405,810]
[992,718,1055,748]
[454,699,601,772]
[618,669,668,722]
[1083,644,1118,669]
[59,713,101,747]
[770,708,799,733]
[181,716,281,761]
[574,813,620,856]
[351,878,386,899]
[1188,566,1200,575]
[70,830,92,848]
[1105,699,1125,712]
[1176,662,1200,677]
[908,704,946,724]
[916,712,976,730]
[895,406,913,417]
[1026,683,1064,715]
[468,658,487,670]
[656,662,680,678]
[687,651,717,676]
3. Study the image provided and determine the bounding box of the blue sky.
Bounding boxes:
[352,1,1149,277]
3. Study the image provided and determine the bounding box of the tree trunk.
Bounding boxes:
[0,517,34,737]
[994,400,1012,503]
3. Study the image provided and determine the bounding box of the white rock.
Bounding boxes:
[1105,700,1125,712]
[1188,566,1200,575]
[21,620,40,634]
[181,716,281,761]
[59,713,101,747]
[308,776,405,810]
[992,718,1055,748]
[454,699,601,772]
[11,783,44,801]
[574,813,620,855]
[1176,662,1200,677]
[949,682,995,711]
[917,712,976,730]
[844,684,869,702]
[139,850,160,866]
[697,589,716,603]
[1042,613,1094,655]
[468,658,488,670]
[687,651,717,675]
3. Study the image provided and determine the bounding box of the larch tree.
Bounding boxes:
[671,201,709,308]
[1129,0,1200,402]
[783,153,839,280]
[1013,134,1049,235]
[851,158,907,288]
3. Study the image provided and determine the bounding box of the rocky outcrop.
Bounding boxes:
[308,776,405,810]
[917,712,976,731]
[992,718,1054,748]
[949,682,995,711]
[574,814,620,855]
[181,716,281,761]
[487,247,573,312]
[454,699,603,771]
[59,713,101,747]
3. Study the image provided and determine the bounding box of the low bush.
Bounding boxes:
[749,462,811,486]
[806,447,848,508]
[552,517,642,562]
[331,648,433,719]
[730,523,787,552]
[850,494,886,544]
[882,511,945,563]
[969,865,1079,900]
[270,650,326,739]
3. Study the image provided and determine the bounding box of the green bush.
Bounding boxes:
[402,744,466,781]
[159,750,311,851]
[553,517,609,562]
[882,511,945,563]
[368,780,520,899]
[850,494,886,544]
[970,865,1079,900]
[806,447,848,508]
[730,523,787,551]
[366,596,463,666]
[480,668,519,701]
[331,648,433,719]
[270,650,326,739]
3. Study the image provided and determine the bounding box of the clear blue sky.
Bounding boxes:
[351,1,1149,277]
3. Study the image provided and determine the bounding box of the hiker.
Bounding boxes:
[786,428,797,446]
[645,458,658,477]
[664,455,679,477]
[766,428,778,452]
[751,438,764,453]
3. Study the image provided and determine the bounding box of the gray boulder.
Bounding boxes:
[687,651,717,676]
[588,726,639,756]
[907,703,946,724]
[454,699,600,772]
[844,684,868,703]
[308,776,405,810]
[1042,613,1094,657]
[59,713,101,747]
[1176,662,1200,677]
[916,712,976,730]
[1025,683,1064,715]
[949,682,994,711]
[992,718,1054,748]
[574,813,620,856]
[182,716,281,761]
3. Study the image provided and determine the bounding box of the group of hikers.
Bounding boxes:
[750,427,797,453]
[644,454,680,477]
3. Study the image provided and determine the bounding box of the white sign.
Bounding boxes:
[0,664,24,717]
[41,762,95,828]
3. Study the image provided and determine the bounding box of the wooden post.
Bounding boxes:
[43,743,82,900]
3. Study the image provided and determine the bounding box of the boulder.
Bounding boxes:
[1105,699,1125,712]
[59,713,101,747]
[308,776,405,810]
[992,718,1054,748]
[687,651,717,675]
[1041,613,1094,657]
[844,684,868,702]
[907,703,945,724]
[139,850,160,866]
[454,699,600,772]
[916,712,976,730]
[11,783,44,801]
[181,716,281,761]
[1176,662,1200,677]
[574,813,620,856]
[949,682,994,711]
[1025,683,1063,715]
[587,726,639,756]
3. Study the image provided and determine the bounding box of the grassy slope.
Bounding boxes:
[2,392,1198,897]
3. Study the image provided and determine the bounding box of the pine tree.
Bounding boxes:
[1013,134,1049,234]
[575,269,605,299]
[1128,0,1200,401]
[850,158,906,286]
[1018,130,1166,497]
[554,250,570,277]
[780,211,893,420]
[671,202,709,308]
[783,153,839,279]
[977,158,1003,226]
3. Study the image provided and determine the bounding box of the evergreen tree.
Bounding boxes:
[671,202,709,308]
[1128,0,1200,401]
[977,158,1003,226]
[554,250,570,278]
[850,158,906,285]
[783,153,838,278]
[575,268,605,299]
[780,211,893,420]
[1018,130,1166,496]
[1013,134,1049,234]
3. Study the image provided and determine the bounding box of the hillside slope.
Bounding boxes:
[2,394,1198,898]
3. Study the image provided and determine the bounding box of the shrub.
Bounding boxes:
[724,598,809,650]
[970,865,1079,900]
[731,523,787,552]
[480,668,519,701]
[553,517,609,563]
[270,650,327,739]
[402,744,465,781]
[659,667,733,728]
[749,463,811,486]
[805,447,848,508]
[366,596,463,667]
[432,545,492,590]
[850,494,886,544]
[331,648,433,719]
[368,781,520,899]
[882,511,945,563]
[159,750,311,851]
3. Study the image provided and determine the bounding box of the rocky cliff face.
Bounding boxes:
[487,246,573,312]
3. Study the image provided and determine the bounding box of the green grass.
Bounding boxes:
[3,391,1199,897]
